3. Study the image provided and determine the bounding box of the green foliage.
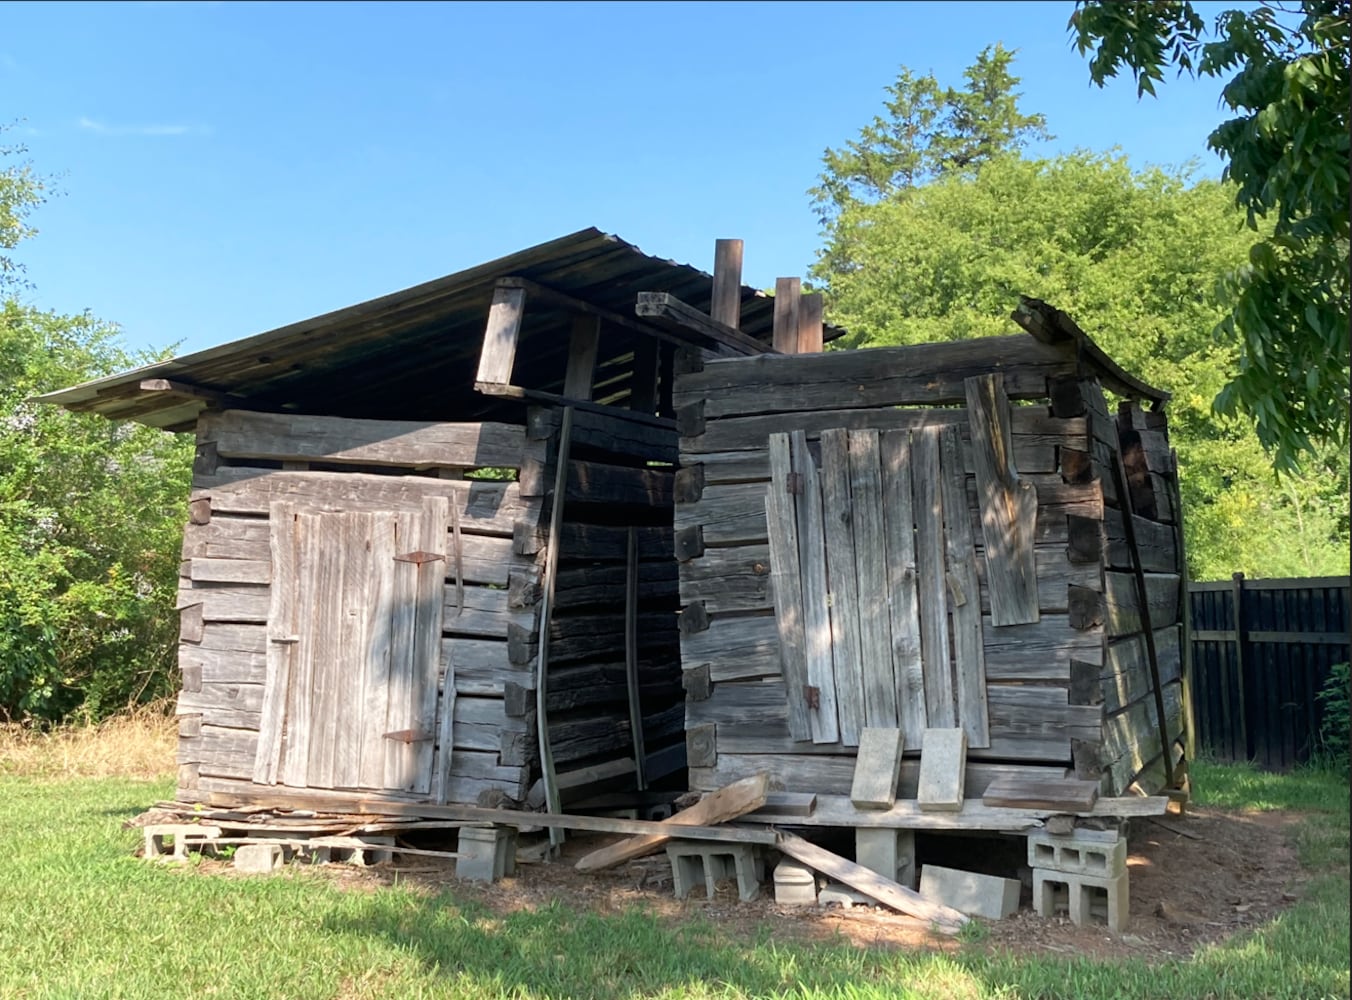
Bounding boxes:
[0,303,192,721]
[1070,1,1351,473]
[811,44,1051,218]
[0,124,48,291]
[812,147,1349,577]
[1316,662,1349,772]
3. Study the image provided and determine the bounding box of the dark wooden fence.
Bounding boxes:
[1188,574,1350,769]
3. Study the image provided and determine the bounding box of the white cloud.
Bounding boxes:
[77,117,211,137]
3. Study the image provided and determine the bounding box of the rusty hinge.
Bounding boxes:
[785,471,804,495]
[803,685,821,710]
[382,729,433,744]
[394,550,444,566]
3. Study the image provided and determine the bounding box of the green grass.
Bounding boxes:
[0,767,1347,1000]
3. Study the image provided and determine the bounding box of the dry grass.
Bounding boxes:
[0,700,177,780]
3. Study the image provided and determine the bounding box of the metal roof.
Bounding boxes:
[39,229,843,431]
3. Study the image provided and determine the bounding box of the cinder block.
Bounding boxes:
[819,883,871,909]
[234,843,283,874]
[457,825,511,882]
[855,827,916,889]
[919,864,1020,920]
[1033,869,1129,932]
[1027,832,1126,878]
[917,728,967,811]
[773,860,817,906]
[666,840,763,901]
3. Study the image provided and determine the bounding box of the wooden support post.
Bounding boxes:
[630,339,660,414]
[563,315,600,401]
[624,527,647,790]
[773,277,802,354]
[711,239,744,331]
[475,286,527,391]
[798,292,824,354]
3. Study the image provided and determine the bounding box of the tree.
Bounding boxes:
[811,150,1349,578]
[1,140,192,721]
[0,125,48,291]
[811,44,1051,218]
[1069,1,1350,472]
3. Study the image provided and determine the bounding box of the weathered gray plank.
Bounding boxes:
[304,513,346,790]
[189,558,270,585]
[440,638,534,697]
[847,430,897,729]
[383,511,421,791]
[198,410,526,472]
[982,615,1104,681]
[820,429,865,746]
[1100,625,1182,715]
[911,428,954,728]
[791,431,840,744]
[880,430,926,749]
[674,481,769,544]
[677,544,773,614]
[333,512,374,790]
[766,435,812,741]
[772,277,801,354]
[475,285,526,388]
[965,375,1040,625]
[1103,571,1182,637]
[410,497,450,794]
[563,314,601,400]
[939,426,990,747]
[359,512,398,790]
[680,614,781,682]
[850,727,904,810]
[177,583,269,623]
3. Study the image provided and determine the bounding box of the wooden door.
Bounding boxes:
[253,497,451,796]
[765,425,990,751]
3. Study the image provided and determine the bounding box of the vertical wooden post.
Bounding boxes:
[476,285,527,390]
[563,315,600,400]
[773,277,802,354]
[798,292,824,354]
[1232,571,1249,761]
[624,527,647,789]
[711,239,744,330]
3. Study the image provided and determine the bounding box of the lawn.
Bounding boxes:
[0,750,1346,999]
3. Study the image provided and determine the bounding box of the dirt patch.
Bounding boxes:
[195,805,1307,961]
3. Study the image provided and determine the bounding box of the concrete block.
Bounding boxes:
[1027,831,1126,878]
[666,840,763,902]
[850,727,904,810]
[919,864,1020,920]
[143,824,222,862]
[818,883,871,909]
[457,825,510,882]
[917,728,966,811]
[1034,869,1129,932]
[855,827,916,889]
[773,860,818,906]
[234,843,283,874]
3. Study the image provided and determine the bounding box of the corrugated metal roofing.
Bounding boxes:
[39,228,844,430]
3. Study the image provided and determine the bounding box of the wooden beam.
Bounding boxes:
[798,292,824,354]
[776,832,967,934]
[772,278,801,354]
[572,773,769,872]
[563,315,601,400]
[710,239,744,331]
[635,292,776,357]
[138,378,275,412]
[475,286,526,390]
[744,793,1170,829]
[495,276,685,354]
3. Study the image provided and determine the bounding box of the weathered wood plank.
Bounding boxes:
[177,584,269,623]
[850,728,905,810]
[982,614,1103,681]
[526,406,679,466]
[765,434,812,741]
[791,431,840,744]
[1100,625,1182,715]
[565,460,673,508]
[277,515,319,787]
[917,728,967,811]
[710,239,744,331]
[382,511,421,791]
[674,482,768,544]
[475,285,526,388]
[189,558,270,585]
[678,545,773,613]
[772,277,801,354]
[880,430,926,749]
[980,776,1099,812]
[1104,509,1178,573]
[441,638,534,697]
[798,293,824,355]
[573,773,769,872]
[1103,571,1182,637]
[359,512,399,790]
[848,430,898,730]
[304,512,346,790]
[965,375,1040,625]
[746,792,1165,828]
[198,410,526,472]
[674,336,1076,418]
[634,291,774,357]
[334,512,375,790]
[820,429,865,746]
[911,427,954,729]
[193,469,539,536]
[680,614,780,682]
[938,426,990,748]
[563,314,601,400]
[410,497,450,794]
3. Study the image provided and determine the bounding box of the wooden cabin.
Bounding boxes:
[42,231,1188,822]
[673,297,1189,802]
[40,230,828,813]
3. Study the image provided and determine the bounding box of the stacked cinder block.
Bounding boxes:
[666,840,763,901]
[1029,829,1129,932]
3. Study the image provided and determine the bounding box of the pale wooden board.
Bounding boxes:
[980,776,1099,812]
[359,513,399,789]
[791,431,840,744]
[847,430,898,730]
[384,511,421,790]
[332,512,375,789]
[850,728,905,810]
[305,512,346,790]
[765,434,812,741]
[937,426,990,748]
[819,429,865,746]
[475,285,525,387]
[573,773,770,872]
[911,428,954,728]
[964,375,1040,626]
[880,430,926,749]
[190,558,271,585]
[411,497,451,795]
[252,504,297,785]
[917,728,967,812]
[279,516,319,787]
[776,832,967,934]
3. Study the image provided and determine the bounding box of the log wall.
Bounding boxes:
[175,410,545,805]
[674,341,1148,797]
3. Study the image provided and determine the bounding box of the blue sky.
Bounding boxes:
[6,1,1240,356]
